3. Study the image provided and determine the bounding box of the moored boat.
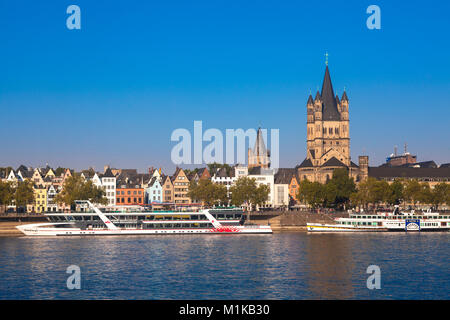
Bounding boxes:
[307,207,450,232]
[16,200,272,236]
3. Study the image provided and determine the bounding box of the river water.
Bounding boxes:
[0,232,448,299]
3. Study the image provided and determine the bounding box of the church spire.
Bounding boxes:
[321,65,341,121]
[342,90,349,102]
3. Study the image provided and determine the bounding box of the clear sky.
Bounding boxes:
[1,0,449,173]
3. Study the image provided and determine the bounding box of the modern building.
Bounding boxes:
[273,168,295,208]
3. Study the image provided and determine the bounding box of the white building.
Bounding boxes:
[247,167,275,208]
[101,168,116,206]
[91,169,116,206]
[273,168,294,209]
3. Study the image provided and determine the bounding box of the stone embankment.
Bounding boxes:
[0,216,47,237]
[247,211,347,231]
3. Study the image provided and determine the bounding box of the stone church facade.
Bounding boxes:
[297,65,367,183]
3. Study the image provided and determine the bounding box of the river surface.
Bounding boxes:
[0,232,448,299]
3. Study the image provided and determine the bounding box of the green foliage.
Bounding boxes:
[14,180,35,208]
[187,179,228,206]
[417,183,433,205]
[386,180,404,205]
[351,178,398,209]
[403,180,422,206]
[0,180,14,206]
[324,168,356,208]
[297,179,325,208]
[297,169,355,209]
[229,177,270,210]
[431,183,450,209]
[55,175,108,206]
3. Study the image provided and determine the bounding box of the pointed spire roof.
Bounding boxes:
[253,127,268,157]
[314,91,321,101]
[307,94,314,105]
[342,90,348,102]
[335,94,340,105]
[321,66,341,121]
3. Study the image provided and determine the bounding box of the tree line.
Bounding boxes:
[188,176,270,210]
[0,175,107,213]
[297,168,450,211]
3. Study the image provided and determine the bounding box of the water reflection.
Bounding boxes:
[305,234,355,299]
[0,232,448,299]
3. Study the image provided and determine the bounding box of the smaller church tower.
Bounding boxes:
[248,127,271,169]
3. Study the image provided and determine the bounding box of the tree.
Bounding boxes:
[403,180,422,208]
[55,174,107,206]
[187,179,228,206]
[431,182,450,210]
[350,178,371,209]
[297,179,325,209]
[0,181,14,212]
[350,178,388,210]
[369,179,390,208]
[386,180,404,205]
[14,180,35,210]
[230,177,269,210]
[417,183,433,206]
[323,168,356,209]
[251,184,271,209]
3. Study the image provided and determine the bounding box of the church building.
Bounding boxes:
[297,63,366,183]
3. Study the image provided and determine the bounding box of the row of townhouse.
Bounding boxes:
[0,165,74,213]
[1,163,303,211]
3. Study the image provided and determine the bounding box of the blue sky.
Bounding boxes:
[1,0,449,173]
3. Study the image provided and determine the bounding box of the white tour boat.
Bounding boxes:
[17,201,272,236]
[307,207,450,232]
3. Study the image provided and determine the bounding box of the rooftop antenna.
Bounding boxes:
[404,143,408,155]
[325,52,329,66]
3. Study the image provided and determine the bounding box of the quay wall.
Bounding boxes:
[0,216,47,237]
[247,211,347,231]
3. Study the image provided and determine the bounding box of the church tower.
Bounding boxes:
[248,127,271,169]
[306,65,350,167]
[299,62,356,183]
